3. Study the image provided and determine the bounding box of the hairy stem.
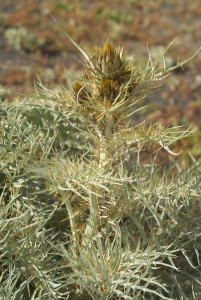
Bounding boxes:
[60,191,79,246]
[82,123,114,247]
[82,189,99,247]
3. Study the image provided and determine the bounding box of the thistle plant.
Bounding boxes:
[63,34,199,247]
[1,23,201,299]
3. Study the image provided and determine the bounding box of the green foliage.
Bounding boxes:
[96,7,133,24]
[1,31,201,299]
[54,2,75,11]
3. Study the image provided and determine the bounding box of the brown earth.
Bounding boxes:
[0,0,201,160]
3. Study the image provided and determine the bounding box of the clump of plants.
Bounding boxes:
[4,27,38,52]
[1,23,201,299]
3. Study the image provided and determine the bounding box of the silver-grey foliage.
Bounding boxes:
[0,33,201,299]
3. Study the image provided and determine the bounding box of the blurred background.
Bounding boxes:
[0,0,201,159]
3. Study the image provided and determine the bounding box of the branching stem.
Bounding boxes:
[82,124,113,247]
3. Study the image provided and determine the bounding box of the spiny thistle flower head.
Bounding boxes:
[70,38,201,143]
[72,81,89,104]
[100,78,119,102]
[72,42,148,141]
[93,43,132,81]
